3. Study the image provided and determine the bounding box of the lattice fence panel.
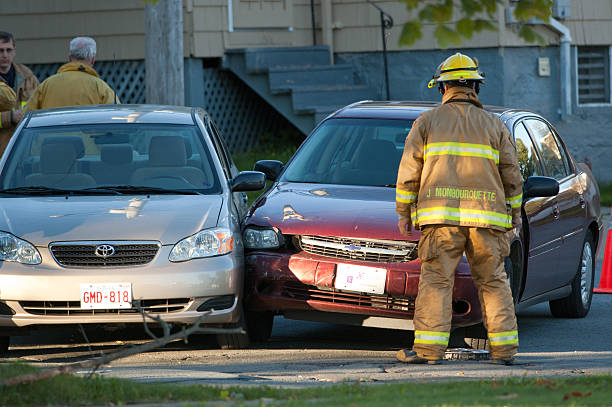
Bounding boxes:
[29,60,145,104]
[201,67,290,153]
[28,60,296,153]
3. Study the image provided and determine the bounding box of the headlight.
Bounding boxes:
[243,227,280,249]
[169,228,234,262]
[0,232,42,265]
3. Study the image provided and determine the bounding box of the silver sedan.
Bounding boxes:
[0,105,265,354]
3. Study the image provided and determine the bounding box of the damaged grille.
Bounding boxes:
[282,282,416,312]
[50,241,161,267]
[297,235,417,263]
[19,298,192,316]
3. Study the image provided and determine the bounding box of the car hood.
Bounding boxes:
[247,183,420,241]
[0,195,223,245]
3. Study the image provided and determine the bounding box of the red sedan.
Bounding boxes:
[242,101,602,346]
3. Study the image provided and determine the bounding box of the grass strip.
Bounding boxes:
[599,182,612,208]
[2,362,612,406]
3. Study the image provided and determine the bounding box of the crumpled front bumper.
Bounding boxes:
[245,250,482,328]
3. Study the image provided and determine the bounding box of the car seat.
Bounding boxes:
[131,136,207,187]
[25,142,96,188]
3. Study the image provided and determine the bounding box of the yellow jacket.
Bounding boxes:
[0,80,16,113]
[24,62,119,112]
[0,79,17,155]
[396,86,523,231]
[0,63,39,154]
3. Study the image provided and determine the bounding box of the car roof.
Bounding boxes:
[328,100,527,120]
[24,104,198,128]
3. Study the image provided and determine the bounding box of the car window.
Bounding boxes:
[513,122,543,181]
[281,118,413,187]
[206,120,232,179]
[0,124,222,194]
[524,119,568,180]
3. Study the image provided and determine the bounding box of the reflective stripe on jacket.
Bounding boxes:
[396,86,523,231]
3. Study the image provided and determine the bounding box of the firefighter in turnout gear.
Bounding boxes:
[395,53,523,365]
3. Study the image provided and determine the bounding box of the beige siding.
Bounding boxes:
[566,0,612,45]
[1,0,610,63]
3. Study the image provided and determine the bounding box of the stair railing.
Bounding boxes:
[310,0,317,46]
[365,0,393,100]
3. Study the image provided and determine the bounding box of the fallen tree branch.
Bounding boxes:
[1,308,243,387]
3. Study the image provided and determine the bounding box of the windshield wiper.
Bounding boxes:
[0,186,78,195]
[81,185,200,195]
[0,186,129,196]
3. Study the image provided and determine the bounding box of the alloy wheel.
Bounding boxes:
[580,241,593,305]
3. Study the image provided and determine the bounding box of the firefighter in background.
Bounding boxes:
[395,53,523,365]
[0,31,39,155]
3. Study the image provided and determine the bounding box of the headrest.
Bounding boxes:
[41,143,77,174]
[101,144,133,165]
[149,136,186,167]
[42,136,85,158]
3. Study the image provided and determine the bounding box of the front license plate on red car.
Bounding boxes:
[80,283,132,309]
[334,264,387,294]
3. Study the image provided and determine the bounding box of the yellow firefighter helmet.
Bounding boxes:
[427,53,485,88]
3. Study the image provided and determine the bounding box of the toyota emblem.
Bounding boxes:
[95,244,116,258]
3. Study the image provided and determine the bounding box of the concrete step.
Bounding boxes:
[269,64,354,95]
[227,46,331,74]
[291,85,375,113]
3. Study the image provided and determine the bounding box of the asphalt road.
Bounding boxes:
[4,208,612,386]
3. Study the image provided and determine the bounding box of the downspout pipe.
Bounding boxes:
[547,17,572,121]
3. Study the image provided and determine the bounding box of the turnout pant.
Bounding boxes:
[412,225,518,360]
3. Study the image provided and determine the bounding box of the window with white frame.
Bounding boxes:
[577,46,611,104]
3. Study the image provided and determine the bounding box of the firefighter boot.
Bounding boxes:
[396,349,441,365]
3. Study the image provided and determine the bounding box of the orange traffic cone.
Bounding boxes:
[594,211,612,294]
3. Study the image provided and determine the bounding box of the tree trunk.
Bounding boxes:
[145,0,184,105]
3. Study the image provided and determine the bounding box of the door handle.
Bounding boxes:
[579,196,586,208]
[553,206,560,219]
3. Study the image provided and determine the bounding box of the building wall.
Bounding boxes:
[3,0,611,64]
[336,46,612,182]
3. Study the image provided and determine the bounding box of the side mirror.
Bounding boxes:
[231,171,266,192]
[254,160,283,181]
[523,176,559,199]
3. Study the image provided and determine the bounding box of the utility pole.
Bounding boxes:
[145,0,184,105]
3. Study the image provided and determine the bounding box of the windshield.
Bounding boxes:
[282,118,413,187]
[0,123,222,195]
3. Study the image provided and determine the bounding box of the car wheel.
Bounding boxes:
[0,336,9,355]
[246,311,274,343]
[549,233,595,318]
[216,310,251,350]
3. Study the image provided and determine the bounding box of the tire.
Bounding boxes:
[216,310,251,350]
[0,336,9,355]
[245,311,274,343]
[549,233,595,318]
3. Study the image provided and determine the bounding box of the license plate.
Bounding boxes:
[80,283,132,309]
[334,264,387,294]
